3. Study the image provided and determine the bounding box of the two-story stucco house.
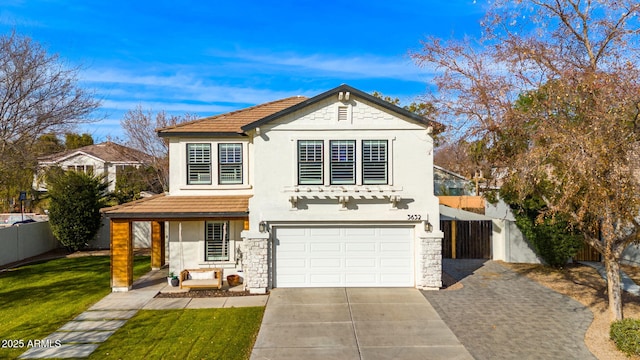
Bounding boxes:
[103,84,444,294]
[34,141,152,193]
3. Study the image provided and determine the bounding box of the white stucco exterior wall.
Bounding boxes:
[243,96,442,291]
[163,91,443,292]
[167,220,244,275]
[248,97,439,229]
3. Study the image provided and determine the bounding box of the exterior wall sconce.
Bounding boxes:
[259,221,268,233]
[424,219,433,233]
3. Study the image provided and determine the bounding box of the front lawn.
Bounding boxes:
[89,307,265,360]
[0,255,150,359]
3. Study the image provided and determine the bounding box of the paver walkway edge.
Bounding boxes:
[19,268,268,359]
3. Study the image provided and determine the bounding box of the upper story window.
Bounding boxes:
[297,139,389,186]
[218,143,243,184]
[330,140,356,185]
[298,140,323,185]
[187,143,211,185]
[362,140,388,184]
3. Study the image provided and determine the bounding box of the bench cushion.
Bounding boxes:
[189,271,215,280]
[181,279,218,287]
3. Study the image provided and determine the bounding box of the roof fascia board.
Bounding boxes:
[434,165,471,181]
[51,151,105,164]
[158,131,247,138]
[241,84,432,131]
[104,211,249,219]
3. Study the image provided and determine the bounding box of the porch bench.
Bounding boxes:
[179,268,223,290]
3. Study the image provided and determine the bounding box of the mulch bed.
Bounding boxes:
[155,289,267,298]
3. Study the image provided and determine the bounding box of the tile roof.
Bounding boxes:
[159,96,308,136]
[102,194,250,219]
[38,141,153,163]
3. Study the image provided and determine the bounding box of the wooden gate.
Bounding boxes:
[573,243,601,262]
[441,220,492,259]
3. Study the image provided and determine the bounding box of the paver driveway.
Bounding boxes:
[422,259,596,360]
[251,287,472,360]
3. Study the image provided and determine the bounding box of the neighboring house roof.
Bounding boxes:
[158,84,440,138]
[38,141,152,164]
[158,96,309,137]
[434,165,471,181]
[102,194,251,219]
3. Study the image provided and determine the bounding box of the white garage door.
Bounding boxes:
[275,226,414,287]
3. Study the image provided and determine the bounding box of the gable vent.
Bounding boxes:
[338,106,348,121]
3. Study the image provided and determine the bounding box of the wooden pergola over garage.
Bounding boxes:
[102,194,251,292]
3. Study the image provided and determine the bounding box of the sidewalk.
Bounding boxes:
[20,269,268,359]
[580,261,640,296]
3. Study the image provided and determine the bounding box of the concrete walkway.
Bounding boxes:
[580,261,640,296]
[423,259,596,360]
[251,287,473,360]
[19,269,268,359]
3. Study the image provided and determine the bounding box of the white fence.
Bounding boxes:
[0,222,59,267]
[92,218,151,249]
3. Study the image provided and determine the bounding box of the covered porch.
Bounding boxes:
[102,194,250,292]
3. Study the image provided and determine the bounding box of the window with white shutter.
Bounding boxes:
[205,221,229,261]
[330,140,355,185]
[298,140,323,185]
[187,143,211,185]
[362,140,388,184]
[218,143,242,184]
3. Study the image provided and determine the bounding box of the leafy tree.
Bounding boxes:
[113,165,163,204]
[33,133,65,156]
[64,133,94,149]
[120,106,196,191]
[46,167,109,252]
[371,91,435,118]
[503,187,583,267]
[412,0,640,320]
[0,31,99,210]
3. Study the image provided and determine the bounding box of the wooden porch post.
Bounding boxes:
[451,220,457,259]
[110,219,133,291]
[151,221,166,270]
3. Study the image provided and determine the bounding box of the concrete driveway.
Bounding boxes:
[251,288,472,360]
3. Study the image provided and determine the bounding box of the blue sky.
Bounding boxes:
[0,0,485,141]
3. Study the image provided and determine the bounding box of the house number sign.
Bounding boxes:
[407,214,422,220]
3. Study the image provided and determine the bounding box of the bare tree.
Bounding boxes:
[0,31,100,202]
[120,106,197,191]
[412,0,640,321]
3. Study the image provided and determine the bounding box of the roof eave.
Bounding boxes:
[241,84,438,131]
[103,211,249,219]
[157,131,247,138]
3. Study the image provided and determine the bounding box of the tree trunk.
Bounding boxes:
[604,255,623,321]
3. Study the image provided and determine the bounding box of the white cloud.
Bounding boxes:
[81,68,318,104]
[99,99,236,114]
[210,50,432,81]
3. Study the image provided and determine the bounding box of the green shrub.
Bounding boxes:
[610,318,640,356]
[507,195,583,267]
[46,167,109,251]
[512,206,583,267]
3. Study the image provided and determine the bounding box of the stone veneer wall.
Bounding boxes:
[419,236,442,289]
[241,236,269,294]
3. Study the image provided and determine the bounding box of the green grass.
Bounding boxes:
[89,307,265,360]
[0,255,150,359]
